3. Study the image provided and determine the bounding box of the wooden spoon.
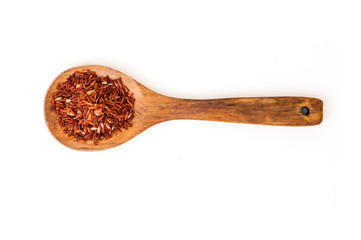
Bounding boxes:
[44,65,323,151]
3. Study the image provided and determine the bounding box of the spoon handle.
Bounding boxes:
[146,96,323,126]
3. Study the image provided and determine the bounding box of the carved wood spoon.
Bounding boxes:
[44,65,323,151]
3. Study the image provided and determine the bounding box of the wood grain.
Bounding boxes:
[44,65,323,151]
[141,87,323,127]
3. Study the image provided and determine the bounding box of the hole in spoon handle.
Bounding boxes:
[300,106,310,116]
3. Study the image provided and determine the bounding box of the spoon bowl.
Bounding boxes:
[45,65,323,151]
[45,65,147,151]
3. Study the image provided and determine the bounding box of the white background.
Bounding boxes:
[0,1,359,239]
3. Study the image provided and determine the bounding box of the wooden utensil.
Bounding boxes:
[44,65,323,151]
